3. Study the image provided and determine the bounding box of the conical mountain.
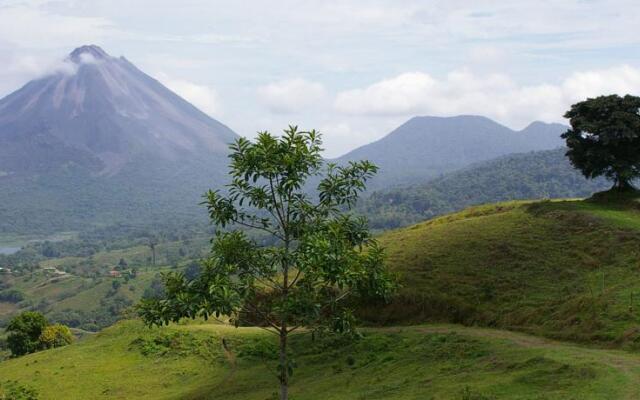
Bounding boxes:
[0,45,238,234]
[0,45,237,175]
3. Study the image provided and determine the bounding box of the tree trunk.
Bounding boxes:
[279,326,288,400]
[613,176,633,191]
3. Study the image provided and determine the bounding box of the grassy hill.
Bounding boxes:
[1,319,639,399]
[361,194,640,347]
[6,195,640,397]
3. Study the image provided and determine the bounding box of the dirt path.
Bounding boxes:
[207,336,238,392]
[380,325,640,399]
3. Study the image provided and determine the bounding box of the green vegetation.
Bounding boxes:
[361,196,640,348]
[359,148,608,230]
[0,228,212,332]
[6,312,48,356]
[139,128,395,399]
[2,319,639,399]
[563,95,640,190]
[0,223,210,272]
[7,196,640,396]
[38,324,73,349]
[0,380,39,400]
[0,263,172,332]
[5,312,72,357]
[0,156,228,236]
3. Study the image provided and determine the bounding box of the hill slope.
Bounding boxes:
[336,116,566,189]
[361,196,640,347]
[0,45,238,235]
[1,320,637,399]
[360,148,609,229]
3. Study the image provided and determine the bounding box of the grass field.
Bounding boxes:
[6,195,640,397]
[2,319,640,399]
[361,196,640,348]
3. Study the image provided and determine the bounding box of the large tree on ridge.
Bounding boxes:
[562,94,640,191]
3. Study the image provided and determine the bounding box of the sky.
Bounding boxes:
[1,0,640,157]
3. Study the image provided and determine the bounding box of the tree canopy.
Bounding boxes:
[39,324,74,349]
[6,312,74,356]
[562,94,640,190]
[137,127,395,400]
[6,312,48,356]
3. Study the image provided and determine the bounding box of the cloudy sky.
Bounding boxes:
[1,0,639,157]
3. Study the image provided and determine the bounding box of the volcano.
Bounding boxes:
[0,45,237,175]
[0,45,238,234]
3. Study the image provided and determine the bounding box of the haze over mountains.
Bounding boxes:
[0,45,583,235]
[336,115,567,189]
[360,147,609,229]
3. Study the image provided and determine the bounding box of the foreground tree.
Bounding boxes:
[138,127,395,399]
[6,312,48,356]
[562,94,640,191]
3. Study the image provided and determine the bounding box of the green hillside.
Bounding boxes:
[0,231,211,330]
[360,148,609,230]
[361,195,640,347]
[6,196,640,398]
[2,319,639,399]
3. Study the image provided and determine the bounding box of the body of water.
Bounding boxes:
[0,246,20,255]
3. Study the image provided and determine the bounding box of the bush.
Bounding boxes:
[0,380,39,400]
[6,312,74,356]
[39,324,73,349]
[6,312,48,356]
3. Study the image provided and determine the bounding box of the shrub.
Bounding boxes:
[0,380,39,400]
[39,324,73,349]
[6,312,48,356]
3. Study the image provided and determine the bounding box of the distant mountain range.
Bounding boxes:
[0,45,597,236]
[335,115,566,189]
[359,147,609,230]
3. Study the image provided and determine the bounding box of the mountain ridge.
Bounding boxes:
[335,115,567,189]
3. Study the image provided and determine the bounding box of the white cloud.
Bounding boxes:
[335,72,436,116]
[78,52,100,65]
[334,65,640,129]
[4,53,77,79]
[156,73,222,117]
[257,78,327,114]
[0,4,114,48]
